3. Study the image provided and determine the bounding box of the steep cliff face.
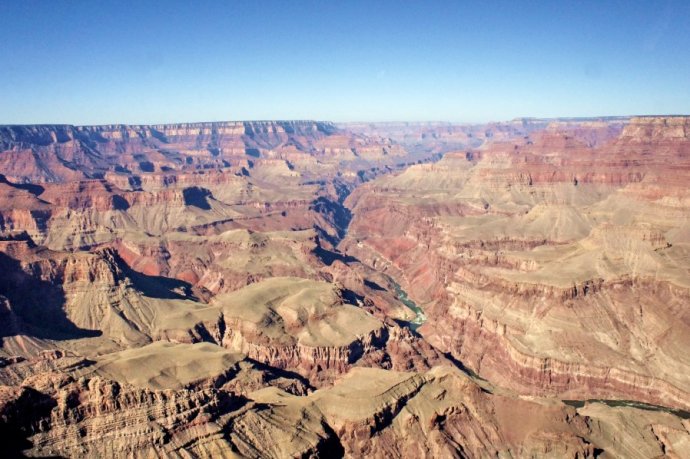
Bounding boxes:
[114,229,322,295]
[2,117,689,457]
[0,242,181,353]
[0,171,341,252]
[0,122,412,253]
[343,116,690,411]
[0,121,401,183]
[4,353,687,459]
[150,277,443,386]
[0,352,243,458]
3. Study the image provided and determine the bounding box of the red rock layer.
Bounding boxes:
[343,116,690,410]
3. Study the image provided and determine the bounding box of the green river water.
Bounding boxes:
[391,280,427,331]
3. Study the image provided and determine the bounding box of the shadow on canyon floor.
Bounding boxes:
[111,251,199,302]
[0,253,102,341]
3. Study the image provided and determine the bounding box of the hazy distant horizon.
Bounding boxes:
[5,114,690,129]
[2,0,689,125]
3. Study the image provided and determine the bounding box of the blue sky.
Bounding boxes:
[1,0,688,124]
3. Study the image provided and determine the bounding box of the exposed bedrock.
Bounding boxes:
[341,116,690,411]
[1,117,689,457]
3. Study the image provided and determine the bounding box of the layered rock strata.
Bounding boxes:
[343,116,690,411]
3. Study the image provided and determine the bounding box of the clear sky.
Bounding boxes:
[1,0,689,124]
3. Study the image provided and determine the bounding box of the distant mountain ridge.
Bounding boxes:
[0,120,388,183]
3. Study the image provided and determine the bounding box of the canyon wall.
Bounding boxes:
[1,118,689,457]
[342,116,690,413]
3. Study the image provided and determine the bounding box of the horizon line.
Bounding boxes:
[1,114,689,129]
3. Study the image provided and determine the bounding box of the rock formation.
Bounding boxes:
[1,118,689,457]
[343,116,690,412]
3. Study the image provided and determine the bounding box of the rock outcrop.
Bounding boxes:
[2,117,689,457]
[342,116,690,412]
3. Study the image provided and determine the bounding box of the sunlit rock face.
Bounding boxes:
[343,116,690,411]
[1,118,689,458]
[0,121,405,183]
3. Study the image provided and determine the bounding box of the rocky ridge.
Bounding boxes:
[342,116,690,413]
[1,118,689,457]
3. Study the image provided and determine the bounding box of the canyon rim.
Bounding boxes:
[0,117,689,458]
[2,1,690,457]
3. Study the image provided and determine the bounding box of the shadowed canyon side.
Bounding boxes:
[1,118,689,458]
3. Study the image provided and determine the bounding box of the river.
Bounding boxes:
[390,280,427,331]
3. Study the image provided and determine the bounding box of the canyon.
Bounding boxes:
[0,117,689,458]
